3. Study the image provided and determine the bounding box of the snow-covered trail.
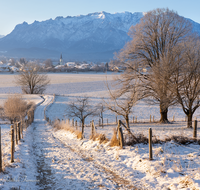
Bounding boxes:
[31,95,136,189]
[0,95,138,189]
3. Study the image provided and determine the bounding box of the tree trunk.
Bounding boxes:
[81,119,85,139]
[101,112,103,128]
[125,114,130,129]
[187,111,193,128]
[160,106,169,123]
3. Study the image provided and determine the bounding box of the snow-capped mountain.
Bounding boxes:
[0,35,4,38]
[0,12,144,61]
[0,11,200,61]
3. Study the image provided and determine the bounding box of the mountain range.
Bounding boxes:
[0,11,200,62]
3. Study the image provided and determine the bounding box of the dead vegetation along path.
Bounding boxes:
[29,95,139,189]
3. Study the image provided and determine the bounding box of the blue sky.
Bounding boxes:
[0,0,200,35]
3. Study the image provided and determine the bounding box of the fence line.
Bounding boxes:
[0,111,35,171]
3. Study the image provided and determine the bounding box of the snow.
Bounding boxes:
[0,73,199,189]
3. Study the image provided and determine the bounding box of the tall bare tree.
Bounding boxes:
[172,37,200,128]
[117,8,192,122]
[67,97,96,138]
[15,63,50,94]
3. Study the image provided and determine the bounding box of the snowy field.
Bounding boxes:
[0,73,199,189]
[0,73,116,94]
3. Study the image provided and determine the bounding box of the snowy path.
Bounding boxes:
[0,95,138,189]
[31,95,136,189]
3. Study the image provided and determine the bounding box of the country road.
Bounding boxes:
[0,95,137,190]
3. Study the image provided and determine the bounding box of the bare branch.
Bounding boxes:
[15,63,50,94]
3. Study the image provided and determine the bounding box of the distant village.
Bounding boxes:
[0,54,124,73]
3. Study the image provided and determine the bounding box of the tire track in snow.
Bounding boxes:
[51,133,138,190]
[31,95,57,189]
[31,95,118,189]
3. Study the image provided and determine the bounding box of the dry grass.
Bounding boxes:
[53,119,82,139]
[178,175,196,189]
[110,129,120,147]
[152,135,163,144]
[125,133,200,146]
[154,147,164,156]
[165,135,200,145]
[90,133,109,144]
[76,131,83,139]
[125,133,148,146]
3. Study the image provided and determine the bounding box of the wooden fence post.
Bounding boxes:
[153,116,154,122]
[117,120,124,148]
[135,117,137,123]
[107,119,108,125]
[173,116,175,122]
[72,119,74,127]
[193,120,197,138]
[118,127,124,149]
[0,127,2,172]
[75,120,77,130]
[10,125,15,153]
[91,120,95,138]
[101,114,104,128]
[15,123,18,145]
[11,128,14,163]
[149,128,153,160]
[21,120,23,139]
[18,122,21,141]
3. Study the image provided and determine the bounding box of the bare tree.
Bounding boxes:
[15,63,50,94]
[19,58,27,65]
[105,74,142,129]
[43,59,53,68]
[4,95,28,124]
[172,37,200,128]
[117,8,192,123]
[67,97,96,138]
[97,102,106,127]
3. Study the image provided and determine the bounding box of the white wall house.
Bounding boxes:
[66,62,76,67]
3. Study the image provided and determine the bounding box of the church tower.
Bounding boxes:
[60,53,63,65]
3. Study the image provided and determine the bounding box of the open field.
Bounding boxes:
[0,73,199,189]
[0,72,117,94]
